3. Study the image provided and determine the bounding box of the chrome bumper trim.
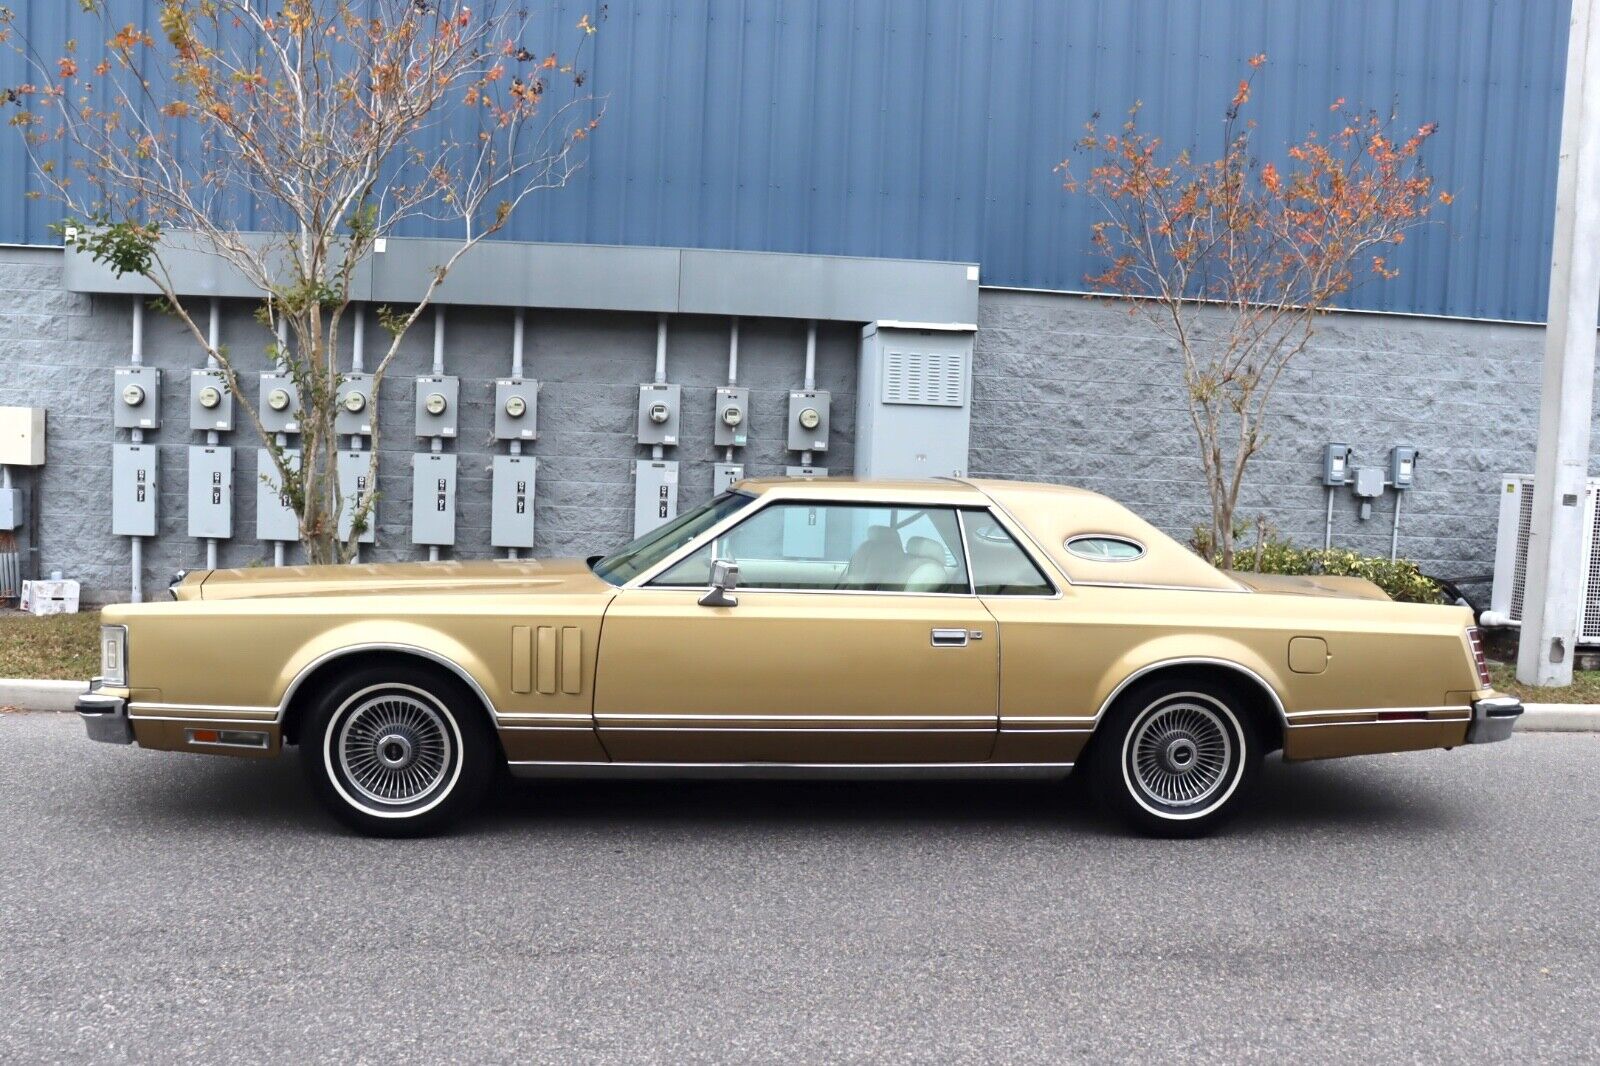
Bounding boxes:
[77,691,134,745]
[1467,696,1523,744]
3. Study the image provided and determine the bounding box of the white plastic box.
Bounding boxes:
[20,578,80,616]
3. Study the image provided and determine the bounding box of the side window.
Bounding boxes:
[653,503,971,594]
[960,511,1055,596]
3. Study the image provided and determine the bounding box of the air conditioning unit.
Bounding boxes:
[1487,474,1600,643]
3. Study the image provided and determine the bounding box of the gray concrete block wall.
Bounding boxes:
[971,289,1586,581]
[0,249,856,604]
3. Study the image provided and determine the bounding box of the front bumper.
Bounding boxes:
[78,689,134,745]
[1466,696,1523,744]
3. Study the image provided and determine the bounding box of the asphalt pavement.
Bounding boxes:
[2,712,1597,1063]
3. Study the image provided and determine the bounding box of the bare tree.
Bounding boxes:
[1,0,601,563]
[1063,56,1450,568]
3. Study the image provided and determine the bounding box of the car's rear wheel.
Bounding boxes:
[1089,677,1260,838]
[300,663,496,837]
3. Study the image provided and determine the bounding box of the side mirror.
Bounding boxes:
[698,559,739,608]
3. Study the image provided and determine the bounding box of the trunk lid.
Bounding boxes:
[1228,571,1392,601]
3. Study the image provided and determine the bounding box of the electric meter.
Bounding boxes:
[122,384,146,407]
[198,386,223,409]
[424,392,449,416]
[343,391,367,414]
[649,402,671,424]
[798,407,821,431]
[267,388,291,412]
[722,405,743,427]
[505,394,527,419]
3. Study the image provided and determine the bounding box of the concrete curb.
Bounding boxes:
[0,678,87,712]
[1520,704,1600,732]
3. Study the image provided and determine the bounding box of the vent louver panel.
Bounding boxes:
[1509,479,1535,622]
[1585,493,1600,643]
[882,349,967,407]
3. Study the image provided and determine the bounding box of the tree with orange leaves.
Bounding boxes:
[0,0,601,564]
[1062,55,1450,570]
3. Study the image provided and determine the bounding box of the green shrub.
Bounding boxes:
[1192,528,1442,604]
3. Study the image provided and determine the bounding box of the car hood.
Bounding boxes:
[1227,571,1393,600]
[186,556,612,601]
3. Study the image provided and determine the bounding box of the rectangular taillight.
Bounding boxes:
[1466,627,1492,689]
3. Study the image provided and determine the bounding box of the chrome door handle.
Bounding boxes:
[931,628,969,647]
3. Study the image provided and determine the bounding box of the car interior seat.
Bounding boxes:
[841,525,907,589]
[902,535,955,591]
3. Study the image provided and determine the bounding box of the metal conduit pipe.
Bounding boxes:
[507,309,527,559]
[726,318,740,463]
[429,308,445,561]
[801,320,817,467]
[273,317,287,568]
[651,315,668,461]
[204,299,221,569]
[129,299,144,601]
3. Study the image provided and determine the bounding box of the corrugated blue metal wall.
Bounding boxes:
[0,0,1570,320]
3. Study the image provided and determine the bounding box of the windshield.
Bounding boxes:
[592,491,756,585]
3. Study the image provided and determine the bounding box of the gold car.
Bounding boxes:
[78,477,1521,837]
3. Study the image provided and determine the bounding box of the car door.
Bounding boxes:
[592,500,999,763]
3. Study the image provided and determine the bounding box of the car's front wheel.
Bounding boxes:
[300,663,497,837]
[1088,677,1261,838]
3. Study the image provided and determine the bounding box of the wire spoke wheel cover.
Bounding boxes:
[326,685,462,817]
[1122,693,1243,818]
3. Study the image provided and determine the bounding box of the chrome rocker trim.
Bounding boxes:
[508,761,1075,781]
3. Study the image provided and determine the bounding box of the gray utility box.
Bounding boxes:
[713,461,745,495]
[633,459,679,537]
[259,372,301,435]
[256,447,301,542]
[494,379,539,441]
[337,449,378,544]
[336,373,375,437]
[189,368,233,433]
[787,389,830,453]
[637,383,682,447]
[0,486,24,531]
[411,452,457,546]
[186,445,233,539]
[786,464,828,478]
[853,323,975,479]
[414,375,459,439]
[713,387,749,448]
[491,455,537,549]
[114,366,162,431]
[112,443,159,537]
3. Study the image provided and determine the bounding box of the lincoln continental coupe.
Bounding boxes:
[78,477,1521,837]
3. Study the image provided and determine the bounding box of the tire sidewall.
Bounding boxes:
[1091,678,1261,837]
[301,664,495,837]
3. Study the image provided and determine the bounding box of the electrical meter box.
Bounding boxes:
[787,390,831,453]
[256,447,301,542]
[494,379,539,441]
[336,373,375,437]
[0,486,24,531]
[854,324,977,478]
[637,383,682,447]
[189,369,233,433]
[259,372,301,435]
[0,406,45,466]
[491,455,537,549]
[111,443,158,537]
[713,462,745,495]
[633,459,679,537]
[114,366,162,430]
[1321,443,1353,487]
[186,445,233,539]
[1389,446,1418,490]
[713,387,749,448]
[337,449,378,544]
[411,452,457,546]
[414,375,459,439]
[786,464,828,478]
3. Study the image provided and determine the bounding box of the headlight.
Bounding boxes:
[99,625,127,687]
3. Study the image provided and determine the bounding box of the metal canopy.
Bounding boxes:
[60,234,979,325]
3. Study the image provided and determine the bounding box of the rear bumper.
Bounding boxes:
[78,689,134,745]
[1466,696,1522,744]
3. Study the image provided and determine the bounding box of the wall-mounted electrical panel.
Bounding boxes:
[1389,446,1419,490]
[256,448,301,542]
[411,452,457,546]
[713,387,749,448]
[787,389,830,453]
[491,455,537,549]
[854,323,976,478]
[1321,443,1353,487]
[713,462,745,495]
[0,485,22,530]
[189,369,233,433]
[494,379,539,441]
[0,406,45,466]
[112,443,158,537]
[634,459,679,537]
[336,373,375,437]
[637,383,682,447]
[114,366,162,430]
[414,375,459,439]
[337,449,378,544]
[259,372,301,435]
[186,445,233,539]
[786,464,828,478]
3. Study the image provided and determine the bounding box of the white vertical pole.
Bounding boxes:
[129,299,144,602]
[1519,0,1600,687]
[204,299,220,570]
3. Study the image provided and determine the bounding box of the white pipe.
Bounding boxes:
[1390,493,1403,562]
[1324,487,1335,551]
[205,298,220,569]
[274,541,285,567]
[803,320,817,390]
[131,299,143,365]
[513,309,526,379]
[433,307,445,376]
[1,465,10,490]
[130,298,144,601]
[352,304,365,372]
[728,318,740,385]
[429,545,440,562]
[655,315,668,384]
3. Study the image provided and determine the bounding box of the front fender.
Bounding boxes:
[275,620,499,719]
